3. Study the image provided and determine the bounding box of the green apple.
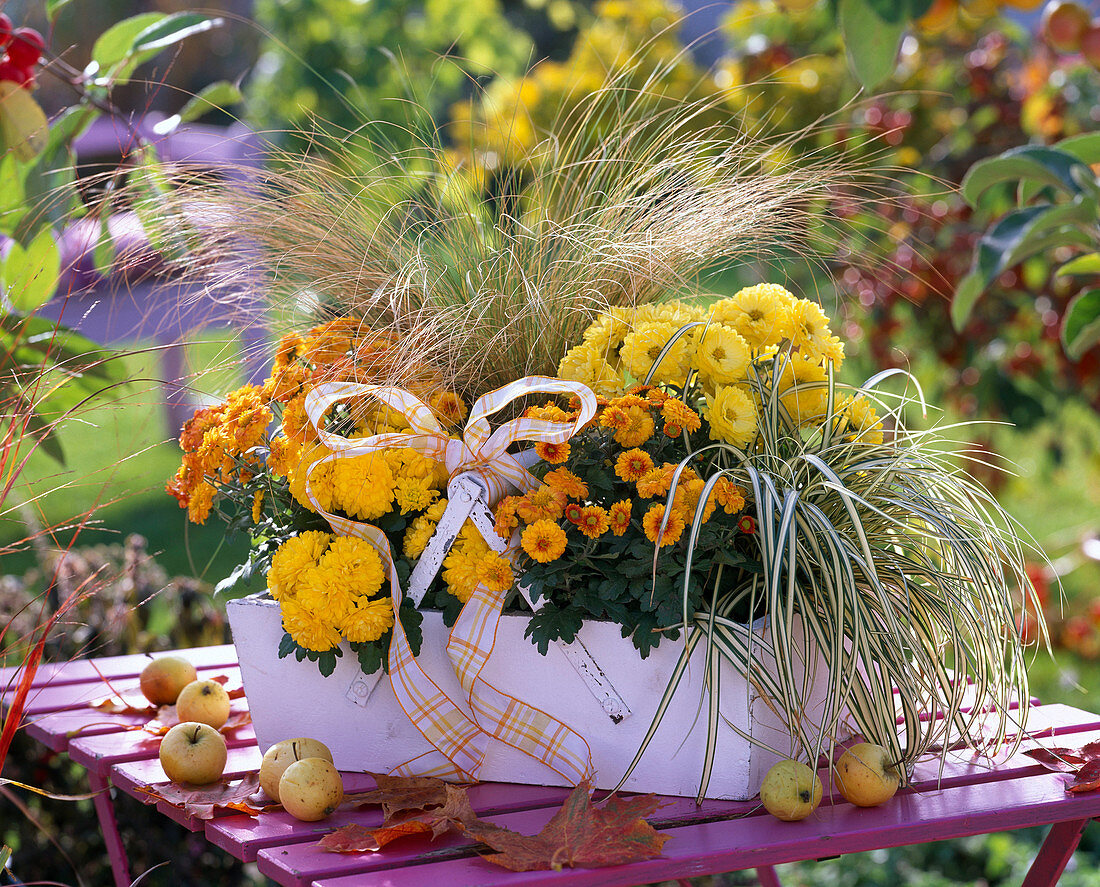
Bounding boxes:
[175,679,231,729]
[279,758,344,821]
[835,742,901,807]
[259,737,334,802]
[139,656,197,706]
[159,722,227,785]
[760,759,823,821]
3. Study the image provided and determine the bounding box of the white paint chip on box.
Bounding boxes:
[228,593,841,800]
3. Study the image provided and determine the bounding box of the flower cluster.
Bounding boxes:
[499,284,890,656]
[167,318,470,676]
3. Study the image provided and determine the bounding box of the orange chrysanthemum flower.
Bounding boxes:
[608,500,632,535]
[564,501,585,525]
[576,506,611,539]
[615,448,655,483]
[714,477,747,514]
[543,467,588,500]
[612,405,655,448]
[429,391,468,427]
[477,551,514,593]
[599,404,630,431]
[535,440,571,464]
[636,463,677,498]
[663,422,682,438]
[642,504,686,547]
[516,485,568,523]
[494,496,522,538]
[661,398,701,434]
[521,520,569,563]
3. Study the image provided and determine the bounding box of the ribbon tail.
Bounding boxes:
[447,583,594,785]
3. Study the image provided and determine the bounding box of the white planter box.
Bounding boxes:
[228,593,841,800]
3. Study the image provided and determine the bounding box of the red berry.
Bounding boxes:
[7,27,44,68]
[0,58,30,86]
[0,14,13,49]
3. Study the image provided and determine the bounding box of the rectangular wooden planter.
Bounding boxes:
[227,593,840,800]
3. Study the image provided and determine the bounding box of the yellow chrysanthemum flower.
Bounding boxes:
[576,505,611,539]
[521,520,569,563]
[442,549,482,602]
[281,599,341,652]
[711,284,793,350]
[288,443,336,513]
[339,597,395,644]
[267,530,331,600]
[611,404,655,448]
[839,395,885,446]
[620,322,690,386]
[777,354,829,424]
[695,325,751,385]
[393,476,439,515]
[296,565,357,623]
[787,298,834,356]
[319,535,386,599]
[557,342,624,395]
[403,515,438,559]
[707,386,758,449]
[330,453,395,521]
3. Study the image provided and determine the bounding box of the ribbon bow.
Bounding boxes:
[300,376,597,783]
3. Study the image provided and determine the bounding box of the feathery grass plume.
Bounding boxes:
[158,68,866,402]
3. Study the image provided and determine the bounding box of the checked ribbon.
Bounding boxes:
[302,376,597,783]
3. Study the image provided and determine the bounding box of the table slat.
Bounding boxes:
[0,645,238,691]
[313,771,1100,887]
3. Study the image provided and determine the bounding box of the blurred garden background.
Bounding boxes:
[2,0,1100,883]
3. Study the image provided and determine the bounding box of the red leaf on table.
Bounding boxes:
[1024,747,1088,772]
[457,781,669,872]
[227,686,247,700]
[343,772,453,821]
[1025,741,1100,792]
[319,785,470,853]
[1068,759,1100,793]
[140,773,264,820]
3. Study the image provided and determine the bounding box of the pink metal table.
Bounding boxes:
[4,645,1100,886]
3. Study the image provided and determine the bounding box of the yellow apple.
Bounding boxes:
[139,656,197,706]
[278,758,344,821]
[835,742,901,807]
[175,679,231,729]
[259,737,334,802]
[159,722,227,785]
[760,759,823,821]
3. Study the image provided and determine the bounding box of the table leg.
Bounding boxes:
[1020,818,1091,887]
[88,771,132,887]
[756,865,783,887]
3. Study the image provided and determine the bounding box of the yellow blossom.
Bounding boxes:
[707,386,758,449]
[608,500,632,535]
[393,476,439,515]
[318,535,385,599]
[404,515,438,559]
[711,284,793,350]
[281,599,341,652]
[576,506,610,539]
[340,597,395,644]
[296,565,357,622]
[268,531,331,600]
[620,321,689,386]
[695,324,751,385]
[787,298,834,356]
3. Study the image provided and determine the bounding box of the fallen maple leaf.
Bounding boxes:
[320,819,435,853]
[221,710,252,732]
[343,772,453,821]
[143,705,180,735]
[140,773,264,820]
[458,782,669,872]
[1025,741,1100,791]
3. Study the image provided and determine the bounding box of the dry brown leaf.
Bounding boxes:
[457,782,669,872]
[90,691,155,716]
[141,773,264,820]
[343,772,453,821]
